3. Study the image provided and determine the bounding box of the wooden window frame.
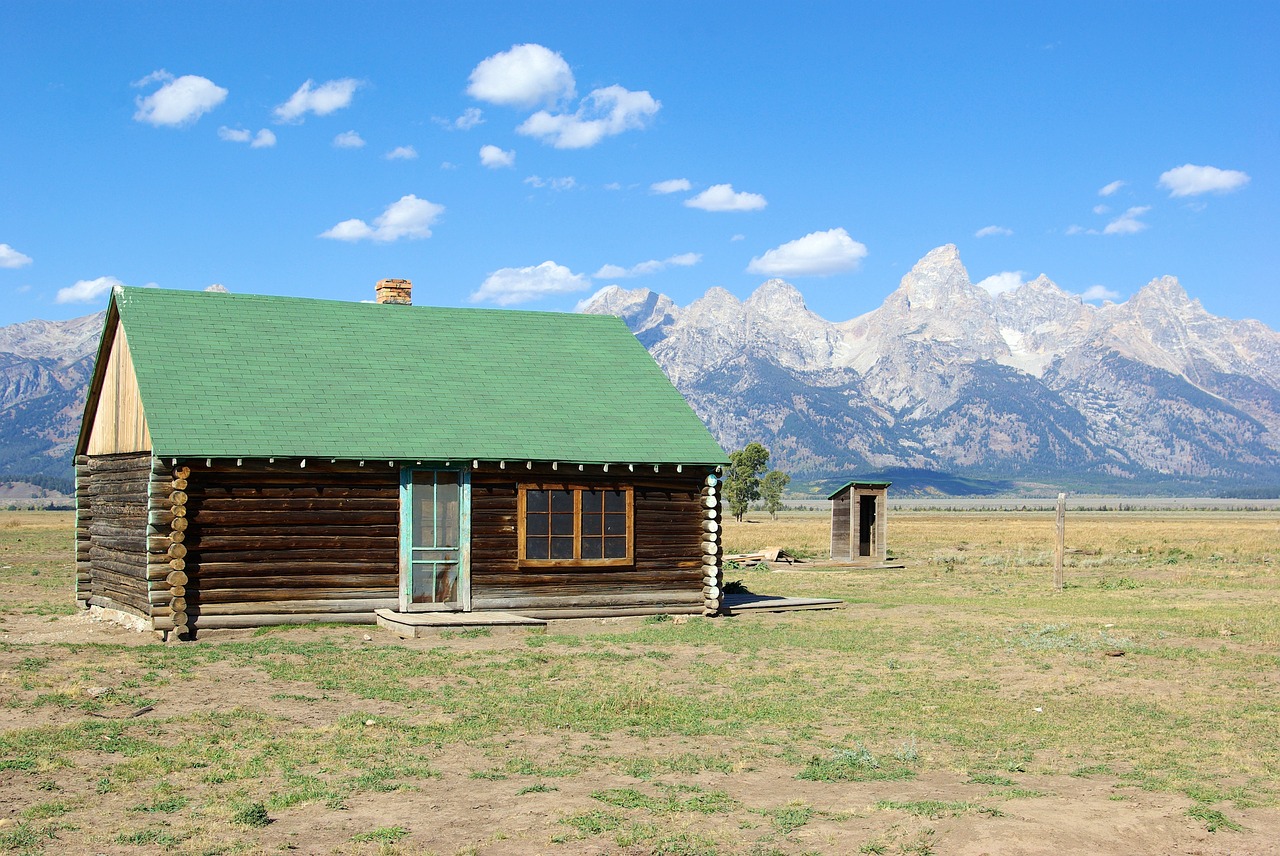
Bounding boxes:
[517,483,634,568]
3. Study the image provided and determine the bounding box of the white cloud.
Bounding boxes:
[470,261,588,306]
[685,183,767,212]
[593,252,701,279]
[1098,180,1125,197]
[218,126,275,148]
[1066,225,1088,235]
[204,283,229,293]
[1103,206,1151,235]
[467,44,575,108]
[479,144,515,168]
[0,243,34,269]
[132,70,173,88]
[975,225,1012,238]
[133,71,227,127]
[385,145,418,160]
[730,234,745,242]
[524,175,577,191]
[651,178,691,194]
[1092,204,1110,215]
[518,85,660,149]
[319,194,444,242]
[1080,284,1120,302]
[975,271,1027,295]
[56,275,124,304]
[435,107,485,131]
[1158,163,1250,197]
[747,228,867,276]
[274,78,360,123]
[440,161,458,170]
[333,130,365,148]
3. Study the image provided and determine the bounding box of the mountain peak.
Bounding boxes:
[892,244,979,312]
[1134,275,1192,306]
[746,278,807,313]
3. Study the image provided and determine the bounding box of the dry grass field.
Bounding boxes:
[0,509,1277,855]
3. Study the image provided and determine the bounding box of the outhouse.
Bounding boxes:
[829,480,889,564]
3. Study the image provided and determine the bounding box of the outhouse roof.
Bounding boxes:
[827,480,892,499]
[80,286,728,465]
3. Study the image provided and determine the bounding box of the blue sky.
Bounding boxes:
[1,1,1275,328]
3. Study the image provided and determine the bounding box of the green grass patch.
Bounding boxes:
[876,799,1003,818]
[1186,804,1243,832]
[798,745,916,782]
[351,825,409,843]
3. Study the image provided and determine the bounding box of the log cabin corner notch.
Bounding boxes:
[74,281,729,637]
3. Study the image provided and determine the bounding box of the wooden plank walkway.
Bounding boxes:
[720,593,844,615]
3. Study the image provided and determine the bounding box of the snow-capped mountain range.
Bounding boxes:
[581,244,1280,490]
[2,244,1277,493]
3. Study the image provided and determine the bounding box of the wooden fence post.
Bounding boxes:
[1054,492,1066,591]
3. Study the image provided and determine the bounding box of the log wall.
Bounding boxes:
[469,464,719,616]
[178,460,399,630]
[129,459,719,631]
[81,452,152,618]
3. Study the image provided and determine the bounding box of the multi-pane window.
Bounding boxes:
[519,486,633,566]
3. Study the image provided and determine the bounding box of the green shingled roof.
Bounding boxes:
[101,286,727,464]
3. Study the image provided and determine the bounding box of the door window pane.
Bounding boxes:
[436,473,459,547]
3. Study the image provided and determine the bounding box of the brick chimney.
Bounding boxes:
[375,278,412,305]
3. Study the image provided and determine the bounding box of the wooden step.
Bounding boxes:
[375,608,546,638]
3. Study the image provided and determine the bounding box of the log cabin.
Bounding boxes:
[74,279,728,638]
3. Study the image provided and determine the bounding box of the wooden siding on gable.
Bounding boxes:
[87,321,152,456]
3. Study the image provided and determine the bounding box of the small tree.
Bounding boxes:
[761,470,791,519]
[724,442,770,522]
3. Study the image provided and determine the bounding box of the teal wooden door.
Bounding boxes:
[400,468,470,612]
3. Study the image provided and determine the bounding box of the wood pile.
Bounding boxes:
[722,547,804,568]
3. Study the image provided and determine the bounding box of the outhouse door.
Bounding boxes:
[400,468,471,612]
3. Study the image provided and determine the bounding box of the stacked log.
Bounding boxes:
[701,472,723,616]
[74,455,92,606]
[146,458,191,638]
